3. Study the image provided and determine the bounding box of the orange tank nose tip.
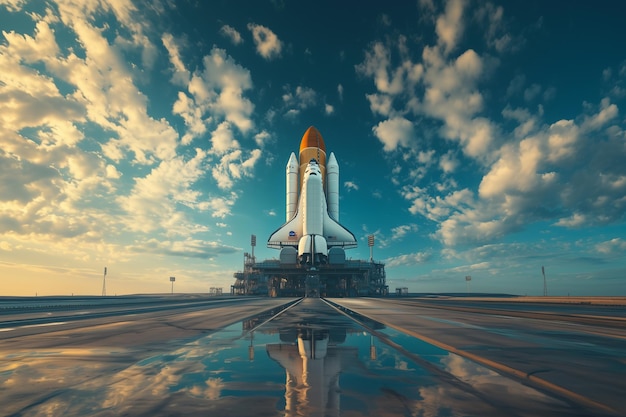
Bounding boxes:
[299,126,326,154]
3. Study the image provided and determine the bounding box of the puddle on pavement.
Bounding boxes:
[0,298,596,416]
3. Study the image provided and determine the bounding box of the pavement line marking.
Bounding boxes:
[245,298,304,334]
[22,322,68,329]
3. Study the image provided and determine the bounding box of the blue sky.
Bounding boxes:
[1,0,625,296]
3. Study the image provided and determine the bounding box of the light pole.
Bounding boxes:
[251,234,256,264]
[170,276,175,294]
[102,267,107,296]
[368,235,375,262]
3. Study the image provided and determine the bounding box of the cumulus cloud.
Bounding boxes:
[0,22,82,133]
[595,238,626,256]
[357,1,626,250]
[418,96,625,247]
[211,148,262,190]
[439,150,459,173]
[420,47,494,159]
[344,181,359,191]
[205,192,238,218]
[220,25,243,45]
[247,23,283,60]
[0,0,266,269]
[523,83,542,102]
[210,121,240,154]
[436,0,465,54]
[357,21,493,159]
[0,0,27,12]
[282,85,318,111]
[171,46,255,145]
[162,32,190,86]
[254,130,271,147]
[555,213,587,228]
[117,149,210,234]
[40,2,178,165]
[279,84,329,118]
[385,251,430,268]
[582,97,618,131]
[0,3,180,247]
[165,44,261,189]
[372,117,414,151]
[506,74,526,98]
[474,3,520,53]
[199,49,255,133]
[391,224,419,240]
[356,40,423,96]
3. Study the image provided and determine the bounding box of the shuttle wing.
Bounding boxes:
[322,211,357,248]
[267,208,356,249]
[268,211,303,248]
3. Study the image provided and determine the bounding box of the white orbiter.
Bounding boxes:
[268,126,357,267]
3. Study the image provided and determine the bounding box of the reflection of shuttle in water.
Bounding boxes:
[255,298,385,415]
[268,126,357,267]
[266,328,357,417]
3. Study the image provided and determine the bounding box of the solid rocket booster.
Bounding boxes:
[326,152,339,221]
[286,152,298,221]
[268,126,357,267]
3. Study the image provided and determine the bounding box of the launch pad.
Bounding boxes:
[231,253,388,297]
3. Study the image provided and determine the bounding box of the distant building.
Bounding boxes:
[396,287,408,296]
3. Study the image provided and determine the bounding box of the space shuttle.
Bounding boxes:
[268,126,357,267]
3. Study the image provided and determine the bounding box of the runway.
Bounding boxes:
[1,295,624,416]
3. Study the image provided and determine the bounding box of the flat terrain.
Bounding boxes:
[1,295,625,416]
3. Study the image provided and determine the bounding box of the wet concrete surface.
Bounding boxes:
[329,297,626,416]
[2,296,622,416]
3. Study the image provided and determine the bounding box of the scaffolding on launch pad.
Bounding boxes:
[231,252,388,297]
